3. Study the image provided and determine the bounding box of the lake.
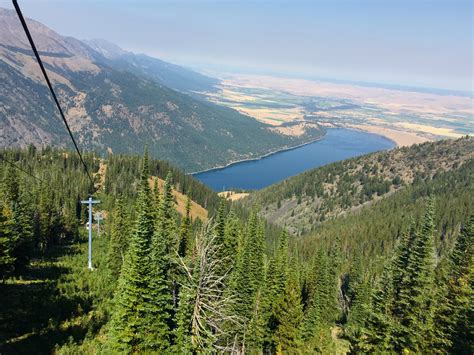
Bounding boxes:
[193,128,395,191]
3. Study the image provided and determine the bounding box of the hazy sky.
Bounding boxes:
[2,0,473,91]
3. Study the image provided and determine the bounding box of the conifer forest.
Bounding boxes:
[0,138,472,354]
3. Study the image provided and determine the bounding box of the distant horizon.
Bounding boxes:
[0,0,471,92]
[167,58,474,97]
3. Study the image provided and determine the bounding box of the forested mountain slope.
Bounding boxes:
[0,145,472,354]
[0,8,324,171]
[290,158,473,353]
[242,136,473,234]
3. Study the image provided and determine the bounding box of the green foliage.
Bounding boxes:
[107,152,171,352]
[361,201,447,353]
[272,273,304,354]
[106,195,129,279]
[1,141,473,354]
[435,215,474,353]
[0,199,15,277]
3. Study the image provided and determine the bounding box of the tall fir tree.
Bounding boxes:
[159,172,176,254]
[396,199,436,352]
[436,215,473,353]
[363,265,396,353]
[223,210,240,268]
[273,272,304,354]
[303,249,334,352]
[0,198,15,278]
[106,195,129,279]
[108,150,170,352]
[178,194,192,258]
[227,211,266,348]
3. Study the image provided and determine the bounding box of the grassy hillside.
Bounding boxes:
[242,137,473,234]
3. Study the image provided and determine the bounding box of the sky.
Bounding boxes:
[2,0,473,92]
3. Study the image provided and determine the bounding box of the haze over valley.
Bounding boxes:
[0,1,472,354]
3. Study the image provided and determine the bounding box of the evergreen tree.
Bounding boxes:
[262,230,290,351]
[363,265,396,353]
[363,200,439,353]
[145,207,173,350]
[106,196,129,279]
[391,221,417,312]
[0,199,15,278]
[344,252,371,350]
[273,272,304,354]
[173,275,195,354]
[108,150,170,352]
[215,199,226,246]
[227,211,266,348]
[396,199,436,352]
[222,210,240,273]
[157,172,178,311]
[303,250,334,352]
[3,165,19,203]
[178,194,192,258]
[274,231,289,293]
[245,289,267,353]
[10,190,34,270]
[159,172,176,254]
[436,215,473,353]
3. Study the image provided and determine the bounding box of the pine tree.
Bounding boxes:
[396,199,436,352]
[345,279,371,353]
[159,172,176,254]
[344,252,370,348]
[3,165,19,203]
[145,208,173,350]
[227,211,266,348]
[174,275,195,354]
[274,230,289,293]
[10,190,34,270]
[273,272,304,354]
[106,196,129,279]
[263,231,290,351]
[363,265,396,353]
[303,250,333,352]
[223,210,240,270]
[108,150,171,352]
[178,194,192,258]
[157,172,179,312]
[245,289,267,353]
[0,199,15,278]
[215,199,226,246]
[363,200,439,353]
[436,215,473,353]
[391,221,417,312]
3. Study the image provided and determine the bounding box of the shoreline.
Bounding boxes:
[190,126,399,176]
[342,125,398,147]
[189,133,326,175]
[346,124,429,147]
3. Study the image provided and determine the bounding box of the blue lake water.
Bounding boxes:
[193,128,395,191]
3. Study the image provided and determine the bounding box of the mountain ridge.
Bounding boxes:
[241,136,474,234]
[0,7,324,171]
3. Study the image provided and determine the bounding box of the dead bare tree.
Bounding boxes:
[177,220,244,353]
